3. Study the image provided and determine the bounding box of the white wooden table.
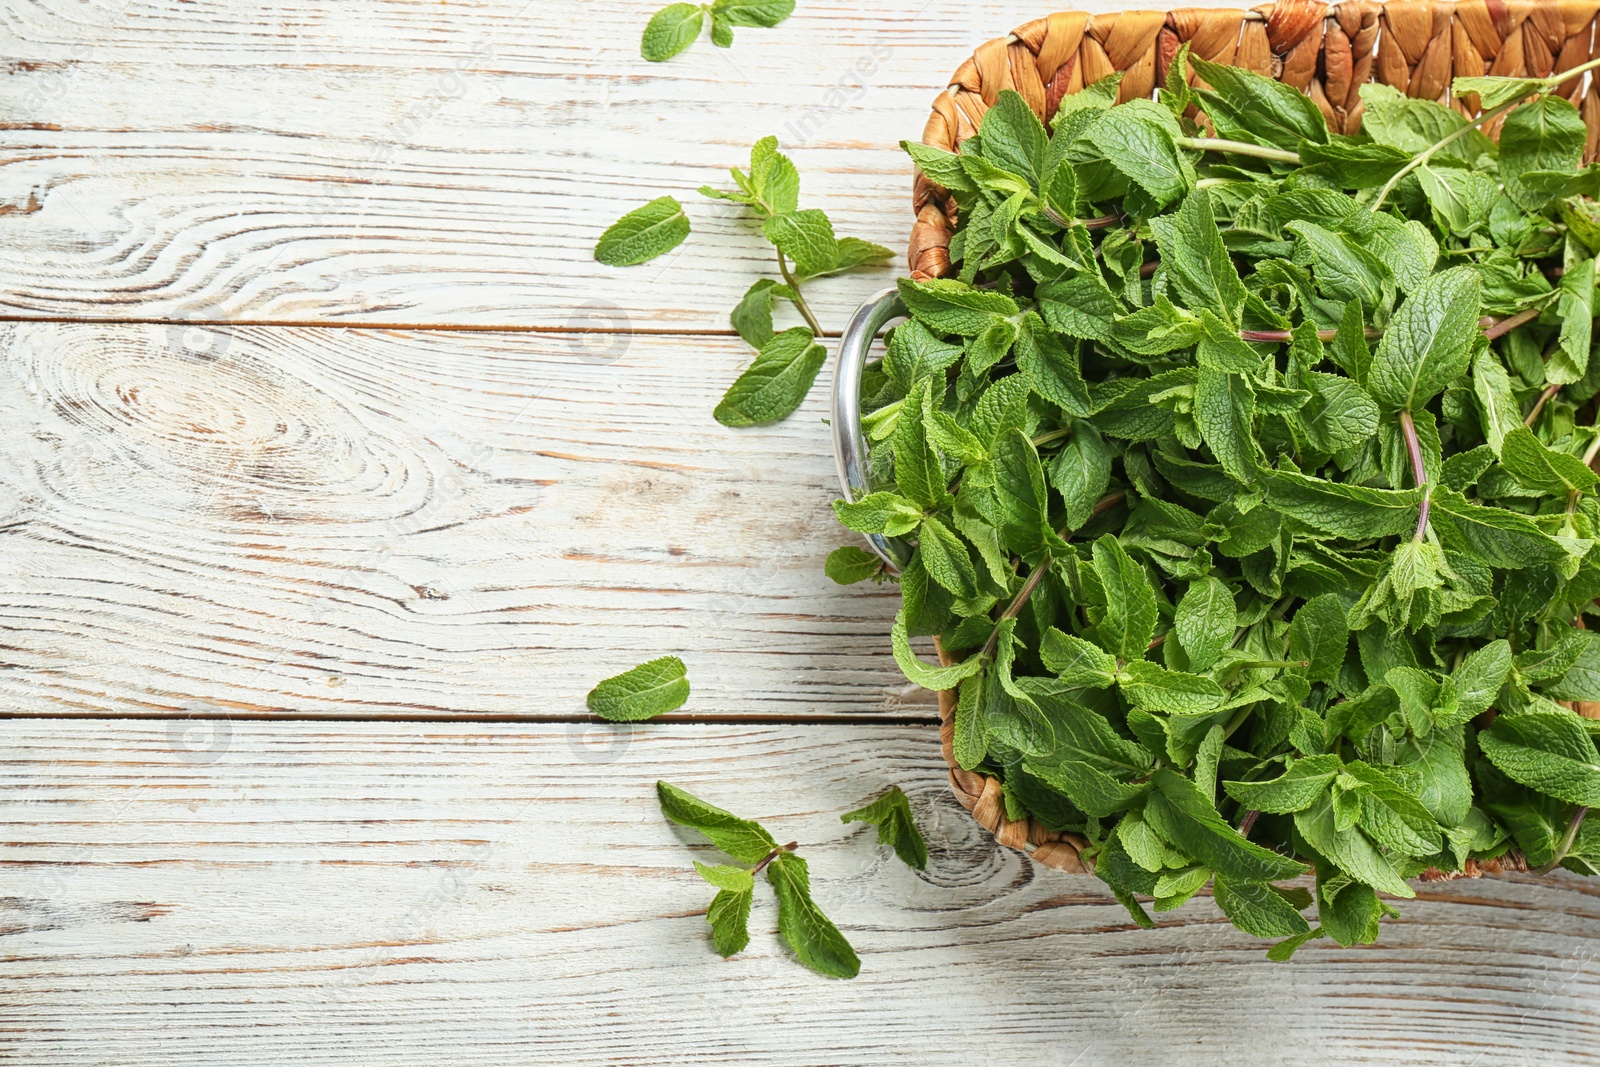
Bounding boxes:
[5,2,1600,1063]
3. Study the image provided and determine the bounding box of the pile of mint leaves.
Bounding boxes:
[828,48,1600,956]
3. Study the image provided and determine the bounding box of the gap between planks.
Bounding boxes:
[0,315,783,338]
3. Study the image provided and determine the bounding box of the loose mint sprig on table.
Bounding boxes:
[641,0,796,62]
[831,45,1600,956]
[594,136,892,425]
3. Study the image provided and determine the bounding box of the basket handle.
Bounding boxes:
[830,287,911,571]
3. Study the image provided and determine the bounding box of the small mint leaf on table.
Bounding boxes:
[586,656,689,721]
[640,4,706,62]
[841,785,928,870]
[594,196,690,266]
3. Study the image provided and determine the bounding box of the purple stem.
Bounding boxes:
[1400,409,1430,542]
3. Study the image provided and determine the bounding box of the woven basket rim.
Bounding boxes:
[904,0,1577,878]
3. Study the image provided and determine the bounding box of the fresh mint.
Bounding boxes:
[641,0,795,61]
[831,53,1600,957]
[657,781,859,977]
[841,785,928,869]
[587,656,690,721]
[594,196,691,266]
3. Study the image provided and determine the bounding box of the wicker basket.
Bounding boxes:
[850,0,1600,875]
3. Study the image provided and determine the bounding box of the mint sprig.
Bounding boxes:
[641,0,795,62]
[658,781,859,977]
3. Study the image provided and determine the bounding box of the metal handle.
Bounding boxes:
[830,287,911,571]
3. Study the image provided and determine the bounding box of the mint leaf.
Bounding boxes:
[1224,754,1342,814]
[588,656,690,721]
[1147,769,1309,882]
[1480,710,1600,806]
[641,4,706,61]
[832,491,922,537]
[1367,266,1480,411]
[712,0,795,26]
[841,785,928,870]
[714,327,826,426]
[694,861,754,956]
[1189,54,1328,149]
[824,546,885,585]
[763,209,838,280]
[657,781,778,863]
[1213,877,1312,939]
[730,278,795,348]
[1040,628,1119,687]
[1089,534,1159,661]
[1175,576,1235,672]
[1150,190,1246,322]
[897,277,1019,336]
[767,852,860,979]
[1499,426,1599,495]
[1288,594,1348,684]
[890,610,982,690]
[595,196,691,265]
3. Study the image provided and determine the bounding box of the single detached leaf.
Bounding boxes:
[641,4,706,61]
[595,196,691,266]
[767,852,860,979]
[588,656,690,721]
[841,786,928,870]
[657,780,778,864]
[715,327,827,426]
[1367,266,1481,412]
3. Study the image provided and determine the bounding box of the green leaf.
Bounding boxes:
[885,318,964,389]
[1175,576,1236,672]
[1294,796,1415,898]
[710,14,733,47]
[1046,423,1112,530]
[730,278,796,348]
[1150,189,1246,322]
[1090,534,1159,661]
[1367,266,1481,412]
[641,3,706,61]
[901,140,977,193]
[1288,593,1348,684]
[1015,313,1092,416]
[1224,754,1342,814]
[587,656,690,721]
[1083,108,1194,207]
[714,327,826,426]
[762,209,838,280]
[1480,710,1600,806]
[978,89,1049,189]
[1500,425,1599,496]
[1552,257,1596,384]
[917,517,980,598]
[832,491,922,536]
[992,428,1053,559]
[1429,488,1571,569]
[1436,639,1511,728]
[1359,83,1492,164]
[1026,758,1148,818]
[594,196,691,265]
[1451,74,1548,110]
[890,609,982,691]
[766,852,860,979]
[1500,96,1587,208]
[1288,219,1391,310]
[896,277,1018,336]
[1260,467,1423,539]
[1213,877,1312,939]
[1473,350,1522,456]
[1119,660,1226,713]
[1146,769,1309,882]
[1040,627,1119,688]
[1297,371,1380,454]
[693,862,754,957]
[657,780,778,863]
[1194,368,1258,483]
[824,545,884,585]
[712,0,795,27]
[1189,54,1328,150]
[841,785,928,870]
[1416,165,1498,235]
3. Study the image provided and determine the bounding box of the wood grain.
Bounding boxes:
[1,0,1220,331]
[6,719,1600,1066]
[0,321,924,720]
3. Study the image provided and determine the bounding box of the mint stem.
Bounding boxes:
[1483,305,1543,341]
[978,491,1127,662]
[1174,136,1300,164]
[1525,383,1563,427]
[1400,409,1431,542]
[1538,807,1587,874]
[777,250,825,338]
[751,841,798,876]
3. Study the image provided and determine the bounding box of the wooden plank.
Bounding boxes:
[6,718,1600,1065]
[0,321,925,720]
[2,0,1212,330]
